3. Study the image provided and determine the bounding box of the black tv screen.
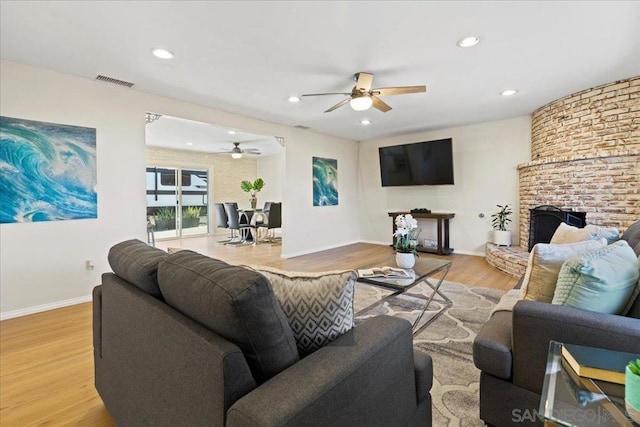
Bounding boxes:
[379,138,454,186]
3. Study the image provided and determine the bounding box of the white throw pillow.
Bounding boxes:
[520,238,607,303]
[550,222,620,245]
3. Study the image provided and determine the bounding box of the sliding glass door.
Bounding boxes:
[146,166,209,239]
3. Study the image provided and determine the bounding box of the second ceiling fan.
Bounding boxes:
[301,72,426,113]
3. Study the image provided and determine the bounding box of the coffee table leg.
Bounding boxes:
[412,263,452,335]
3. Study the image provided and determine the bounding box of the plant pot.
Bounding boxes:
[395,252,416,269]
[182,218,200,228]
[493,230,512,246]
[155,218,176,231]
[627,365,640,424]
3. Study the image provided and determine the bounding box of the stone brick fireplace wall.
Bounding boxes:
[487,76,639,277]
[518,76,639,249]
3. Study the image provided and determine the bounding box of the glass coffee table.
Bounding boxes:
[356,256,452,335]
[540,341,637,426]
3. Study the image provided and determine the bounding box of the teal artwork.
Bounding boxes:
[313,157,338,206]
[0,116,97,223]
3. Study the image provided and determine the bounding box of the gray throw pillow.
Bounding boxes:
[158,251,299,383]
[107,239,167,298]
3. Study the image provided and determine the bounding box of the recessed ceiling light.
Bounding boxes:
[288,96,300,103]
[186,142,193,146]
[360,119,371,125]
[152,48,174,59]
[228,130,236,135]
[501,89,518,96]
[457,36,480,48]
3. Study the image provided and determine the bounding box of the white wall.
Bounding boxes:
[282,129,360,257]
[358,117,531,255]
[0,60,359,318]
[257,151,284,206]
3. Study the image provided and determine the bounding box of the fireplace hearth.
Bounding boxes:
[528,205,586,251]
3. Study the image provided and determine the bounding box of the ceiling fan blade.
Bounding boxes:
[324,98,351,113]
[244,149,261,153]
[372,86,426,96]
[355,72,374,92]
[372,96,392,113]
[301,92,351,97]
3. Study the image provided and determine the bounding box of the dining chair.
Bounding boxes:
[223,202,252,244]
[258,202,281,243]
[214,203,233,243]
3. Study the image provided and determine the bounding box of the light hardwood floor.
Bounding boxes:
[0,238,517,426]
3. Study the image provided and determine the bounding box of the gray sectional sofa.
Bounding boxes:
[93,240,433,426]
[473,221,640,426]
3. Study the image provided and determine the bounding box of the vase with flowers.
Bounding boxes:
[394,214,420,269]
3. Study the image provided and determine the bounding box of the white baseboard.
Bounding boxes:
[282,240,486,259]
[356,240,485,257]
[0,294,92,321]
[358,240,391,246]
[453,250,485,257]
[281,240,360,259]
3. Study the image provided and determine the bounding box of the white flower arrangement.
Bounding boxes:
[394,214,421,254]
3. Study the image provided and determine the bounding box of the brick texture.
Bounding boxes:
[518,76,640,249]
[485,244,528,278]
[531,76,640,160]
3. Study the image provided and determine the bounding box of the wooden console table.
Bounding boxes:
[388,212,455,255]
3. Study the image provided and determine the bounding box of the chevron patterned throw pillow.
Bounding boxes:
[248,266,357,357]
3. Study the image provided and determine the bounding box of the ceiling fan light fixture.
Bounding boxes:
[457,36,480,48]
[231,152,243,159]
[350,96,373,111]
[152,48,174,59]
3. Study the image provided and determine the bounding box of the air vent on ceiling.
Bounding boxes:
[294,125,311,130]
[95,75,135,88]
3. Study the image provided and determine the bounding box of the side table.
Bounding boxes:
[540,341,637,426]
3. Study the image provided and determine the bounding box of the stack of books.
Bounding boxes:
[562,343,640,385]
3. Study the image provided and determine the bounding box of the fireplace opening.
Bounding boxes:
[528,205,586,251]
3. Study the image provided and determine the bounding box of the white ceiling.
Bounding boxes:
[1,1,639,144]
[145,115,283,157]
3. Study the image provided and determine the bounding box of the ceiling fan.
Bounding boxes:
[301,72,426,113]
[219,142,261,159]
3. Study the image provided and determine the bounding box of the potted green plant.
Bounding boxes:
[491,204,513,246]
[154,207,176,231]
[627,359,640,423]
[241,178,265,209]
[182,206,202,228]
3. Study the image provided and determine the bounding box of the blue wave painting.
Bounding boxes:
[313,157,338,206]
[0,116,97,223]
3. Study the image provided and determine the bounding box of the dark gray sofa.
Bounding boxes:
[93,240,433,426]
[473,220,640,426]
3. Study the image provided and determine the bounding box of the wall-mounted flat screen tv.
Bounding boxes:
[379,138,454,186]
